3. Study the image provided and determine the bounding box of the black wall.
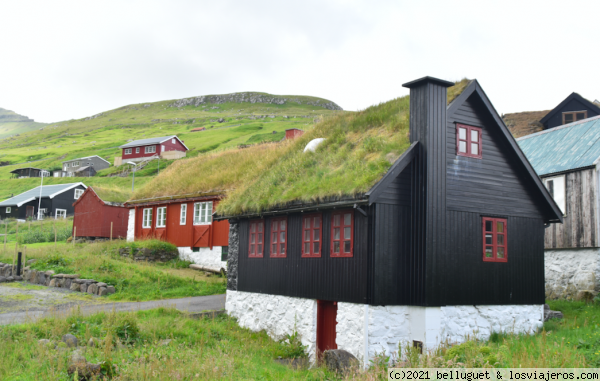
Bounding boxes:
[0,185,85,221]
[237,209,370,304]
[544,98,599,130]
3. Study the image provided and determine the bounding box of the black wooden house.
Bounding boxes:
[540,92,600,130]
[0,183,87,221]
[220,77,563,362]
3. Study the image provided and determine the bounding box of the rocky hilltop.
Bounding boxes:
[170,92,343,111]
[0,108,35,123]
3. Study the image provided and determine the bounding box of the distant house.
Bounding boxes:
[73,187,129,239]
[540,92,600,130]
[0,183,87,221]
[190,127,206,132]
[217,77,562,365]
[58,156,110,177]
[518,114,600,300]
[9,167,50,179]
[116,135,188,166]
[285,128,304,140]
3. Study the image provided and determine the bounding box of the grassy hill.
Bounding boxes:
[503,110,550,138]
[0,108,46,141]
[0,92,344,201]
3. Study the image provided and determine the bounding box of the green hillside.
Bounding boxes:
[0,92,345,201]
[0,108,46,141]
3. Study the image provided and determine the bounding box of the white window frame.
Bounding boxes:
[74,189,84,199]
[543,175,566,216]
[145,145,156,154]
[193,202,213,225]
[180,204,187,225]
[124,148,132,155]
[63,165,68,171]
[6,207,10,214]
[136,147,140,153]
[74,161,79,167]
[66,163,70,168]
[55,209,67,219]
[171,138,175,144]
[142,208,153,228]
[38,208,47,220]
[156,207,167,228]
[161,145,165,152]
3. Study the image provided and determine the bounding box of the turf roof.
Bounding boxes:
[91,186,132,204]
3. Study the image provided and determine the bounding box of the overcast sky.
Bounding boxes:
[1,0,599,123]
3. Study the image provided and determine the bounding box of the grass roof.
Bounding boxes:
[91,185,132,204]
[503,110,550,138]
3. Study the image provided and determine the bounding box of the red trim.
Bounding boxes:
[270,217,287,258]
[330,210,354,258]
[301,213,322,258]
[248,219,264,258]
[482,217,508,262]
[456,123,482,159]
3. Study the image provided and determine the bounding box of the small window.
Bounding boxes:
[192,247,200,252]
[124,148,132,155]
[55,209,66,219]
[66,163,70,168]
[248,220,264,258]
[270,217,287,258]
[563,111,587,125]
[6,207,11,214]
[302,214,322,258]
[172,138,176,144]
[180,204,187,225]
[483,217,507,262]
[142,208,153,228]
[63,165,67,171]
[156,207,166,228]
[331,211,354,257]
[145,146,156,154]
[544,175,566,215]
[75,161,79,166]
[136,147,140,153]
[74,189,84,199]
[456,123,482,159]
[221,246,229,262]
[193,202,213,225]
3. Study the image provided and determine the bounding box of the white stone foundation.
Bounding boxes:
[178,246,227,273]
[545,248,600,299]
[126,209,135,242]
[226,291,543,367]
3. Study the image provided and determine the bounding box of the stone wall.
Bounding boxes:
[22,269,116,296]
[178,246,226,272]
[545,248,600,299]
[226,290,318,363]
[227,221,239,291]
[119,247,178,262]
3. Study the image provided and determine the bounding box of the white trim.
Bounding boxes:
[142,208,153,228]
[156,206,166,228]
[136,147,140,153]
[124,148,132,155]
[543,175,566,215]
[48,183,87,199]
[180,204,187,225]
[145,145,156,154]
[158,135,189,150]
[55,209,67,219]
[5,207,10,214]
[74,188,84,200]
[193,201,213,225]
[16,197,36,207]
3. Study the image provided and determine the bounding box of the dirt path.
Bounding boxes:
[0,282,226,326]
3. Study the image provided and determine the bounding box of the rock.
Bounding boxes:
[64,279,72,289]
[96,282,107,288]
[218,118,225,123]
[6,276,14,282]
[106,286,116,295]
[98,287,107,296]
[30,270,38,283]
[62,334,78,348]
[0,277,5,283]
[45,270,55,277]
[37,272,46,285]
[159,339,172,346]
[545,310,564,321]
[70,283,80,291]
[14,276,22,281]
[45,277,51,286]
[577,290,597,303]
[80,283,88,293]
[49,279,58,287]
[87,284,98,295]
[67,350,101,380]
[88,337,97,347]
[323,349,359,376]
[54,274,80,279]
[26,259,36,265]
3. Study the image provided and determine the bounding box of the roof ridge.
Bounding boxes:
[517,114,600,141]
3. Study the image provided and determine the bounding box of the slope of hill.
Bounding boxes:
[0,108,46,140]
[503,110,550,138]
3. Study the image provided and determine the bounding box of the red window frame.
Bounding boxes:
[456,123,482,159]
[482,217,507,262]
[248,219,264,258]
[331,210,354,258]
[302,214,322,258]
[270,217,287,258]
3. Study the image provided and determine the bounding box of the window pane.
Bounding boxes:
[485,234,493,245]
[272,221,277,231]
[257,244,262,253]
[333,214,340,226]
[497,247,505,258]
[344,240,351,253]
[314,217,320,228]
[497,234,504,246]
[250,245,255,254]
[313,230,319,241]
[576,112,586,121]
[333,241,340,253]
[344,213,351,225]
[459,141,467,153]
[304,230,310,241]
[280,232,285,242]
[344,227,351,240]
[258,223,263,232]
[459,127,467,140]
[334,228,340,240]
[471,143,479,155]
[471,129,479,142]
[258,234,262,244]
[280,244,285,254]
[304,243,310,253]
[485,247,493,258]
[546,180,554,198]
[251,223,256,233]
[304,218,310,228]
[565,113,574,123]
[497,221,504,233]
[280,220,286,230]
[272,232,277,243]
[314,242,320,253]
[251,233,255,244]
[272,244,277,253]
[485,220,492,231]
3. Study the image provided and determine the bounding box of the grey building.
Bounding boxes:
[58,156,110,177]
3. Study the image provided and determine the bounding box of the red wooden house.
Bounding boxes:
[72,187,129,239]
[118,135,189,163]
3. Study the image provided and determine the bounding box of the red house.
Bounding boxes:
[125,195,230,272]
[285,128,304,140]
[118,135,189,163]
[72,187,129,239]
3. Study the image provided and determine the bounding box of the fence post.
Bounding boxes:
[16,252,22,277]
[110,222,113,241]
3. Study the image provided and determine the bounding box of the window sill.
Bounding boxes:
[331,254,353,258]
[301,254,321,258]
[249,255,264,259]
[193,222,212,226]
[483,258,507,263]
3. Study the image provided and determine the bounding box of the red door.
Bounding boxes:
[317,300,337,358]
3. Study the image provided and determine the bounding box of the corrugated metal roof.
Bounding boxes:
[0,183,86,207]
[119,136,175,148]
[517,115,600,176]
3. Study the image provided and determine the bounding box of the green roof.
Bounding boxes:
[91,186,133,204]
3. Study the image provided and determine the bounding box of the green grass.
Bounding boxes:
[0,240,226,302]
[0,218,73,246]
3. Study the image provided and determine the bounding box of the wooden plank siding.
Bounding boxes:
[544,168,598,249]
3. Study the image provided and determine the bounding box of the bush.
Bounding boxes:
[272,330,307,359]
[17,225,71,244]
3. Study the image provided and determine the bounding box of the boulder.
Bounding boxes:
[80,283,88,293]
[45,270,55,277]
[0,276,6,283]
[96,282,107,288]
[37,272,46,285]
[62,334,78,348]
[88,337,97,347]
[64,279,72,289]
[544,304,564,321]
[14,276,22,281]
[323,349,359,376]
[70,283,80,291]
[106,286,116,295]
[6,276,14,282]
[67,349,101,380]
[49,279,58,287]
[87,284,98,295]
[98,287,107,296]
